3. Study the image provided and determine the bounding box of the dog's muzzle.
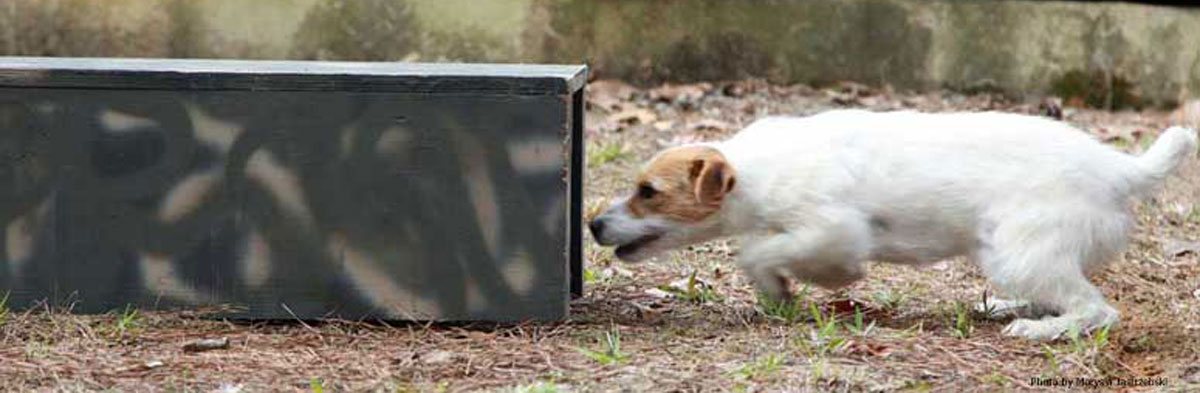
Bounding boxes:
[590,215,662,261]
[588,218,609,244]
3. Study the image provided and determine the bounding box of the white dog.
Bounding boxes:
[590,109,1197,340]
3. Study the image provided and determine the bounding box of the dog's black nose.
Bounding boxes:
[588,218,606,239]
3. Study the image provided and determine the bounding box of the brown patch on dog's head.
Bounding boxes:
[626,145,736,222]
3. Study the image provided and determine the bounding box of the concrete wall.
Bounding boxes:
[1,0,1198,106]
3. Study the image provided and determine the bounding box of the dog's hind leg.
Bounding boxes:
[979,207,1126,340]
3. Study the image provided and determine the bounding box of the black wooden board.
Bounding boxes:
[0,57,588,95]
[0,57,587,321]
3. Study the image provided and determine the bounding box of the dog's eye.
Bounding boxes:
[637,184,658,199]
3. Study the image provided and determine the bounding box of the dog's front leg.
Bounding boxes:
[739,250,791,303]
[739,223,869,302]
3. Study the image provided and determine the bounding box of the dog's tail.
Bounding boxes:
[1133,109,1198,191]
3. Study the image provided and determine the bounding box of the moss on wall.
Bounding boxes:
[291,0,415,61]
[1051,69,1140,110]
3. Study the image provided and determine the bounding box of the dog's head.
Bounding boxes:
[590,145,737,262]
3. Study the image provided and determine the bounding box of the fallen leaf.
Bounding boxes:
[651,83,711,104]
[644,288,674,299]
[182,337,230,353]
[603,265,634,279]
[1163,238,1200,258]
[631,302,666,322]
[664,134,708,146]
[611,107,657,127]
[1097,125,1145,145]
[721,83,747,98]
[690,119,731,133]
[844,340,892,358]
[588,95,624,112]
[589,79,638,101]
[447,327,494,340]
[667,276,713,293]
[824,89,859,106]
[113,359,166,374]
[824,298,880,317]
[832,80,874,96]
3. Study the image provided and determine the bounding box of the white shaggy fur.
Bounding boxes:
[596,109,1197,340]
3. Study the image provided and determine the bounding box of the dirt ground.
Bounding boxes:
[3,80,1199,392]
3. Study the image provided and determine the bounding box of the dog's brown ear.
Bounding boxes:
[690,155,736,207]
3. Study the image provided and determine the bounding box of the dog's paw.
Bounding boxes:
[1002,318,1067,341]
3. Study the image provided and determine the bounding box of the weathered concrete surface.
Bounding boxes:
[545,0,1200,106]
[1,0,1197,104]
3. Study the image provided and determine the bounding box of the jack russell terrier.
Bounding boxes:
[590,109,1197,340]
